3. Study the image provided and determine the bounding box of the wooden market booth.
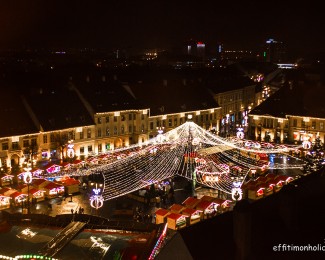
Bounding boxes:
[0,195,11,209]
[196,200,218,219]
[43,182,64,199]
[181,207,202,225]
[155,208,170,224]
[167,212,187,230]
[0,173,14,187]
[57,177,80,195]
[28,188,45,202]
[213,198,231,213]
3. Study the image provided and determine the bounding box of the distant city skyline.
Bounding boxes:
[0,1,324,58]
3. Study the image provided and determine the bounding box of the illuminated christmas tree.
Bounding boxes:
[303,134,325,173]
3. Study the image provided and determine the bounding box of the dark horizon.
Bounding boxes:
[0,1,324,58]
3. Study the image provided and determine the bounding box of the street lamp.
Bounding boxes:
[23,164,32,214]
[90,182,104,216]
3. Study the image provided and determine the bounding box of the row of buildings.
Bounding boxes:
[0,59,323,172]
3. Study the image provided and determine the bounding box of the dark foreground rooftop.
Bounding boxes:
[157,168,325,260]
[0,212,161,260]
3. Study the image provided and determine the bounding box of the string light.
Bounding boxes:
[43,121,303,201]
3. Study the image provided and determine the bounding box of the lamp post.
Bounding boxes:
[258,123,262,141]
[90,182,104,216]
[23,164,32,215]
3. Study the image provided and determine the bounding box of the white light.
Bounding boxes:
[90,195,104,209]
[23,170,32,184]
[45,121,302,201]
[231,187,243,201]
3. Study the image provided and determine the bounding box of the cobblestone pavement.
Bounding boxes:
[0,177,230,223]
[0,167,303,223]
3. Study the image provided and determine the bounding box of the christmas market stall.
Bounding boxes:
[0,173,14,187]
[167,213,187,230]
[195,200,218,219]
[57,177,80,195]
[155,208,170,224]
[181,207,202,225]
[213,198,231,213]
[0,195,11,209]
[43,182,65,199]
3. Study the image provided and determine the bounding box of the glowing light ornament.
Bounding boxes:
[302,139,311,149]
[236,127,244,139]
[23,170,32,184]
[192,137,200,146]
[90,185,104,210]
[156,127,165,143]
[231,180,243,201]
[67,140,75,158]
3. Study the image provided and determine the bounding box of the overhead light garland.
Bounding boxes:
[44,121,303,201]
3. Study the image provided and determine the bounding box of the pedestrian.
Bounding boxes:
[71,209,74,214]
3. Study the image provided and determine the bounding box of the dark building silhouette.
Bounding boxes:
[264,38,287,63]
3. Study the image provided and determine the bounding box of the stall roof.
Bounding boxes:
[29,188,45,195]
[32,178,48,186]
[200,195,216,202]
[169,204,185,212]
[60,178,80,186]
[213,198,229,206]
[10,191,26,198]
[44,182,62,190]
[155,208,170,216]
[167,213,185,221]
[182,197,201,207]
[182,208,201,216]
[0,187,11,194]
[196,200,216,210]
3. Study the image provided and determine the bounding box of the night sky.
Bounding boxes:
[0,0,324,56]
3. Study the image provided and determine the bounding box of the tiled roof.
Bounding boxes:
[71,71,144,113]
[0,87,39,137]
[23,77,94,131]
[250,81,325,118]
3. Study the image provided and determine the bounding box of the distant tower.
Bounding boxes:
[196,42,206,59]
[184,40,205,59]
[185,39,197,56]
[264,38,287,63]
[216,42,223,61]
